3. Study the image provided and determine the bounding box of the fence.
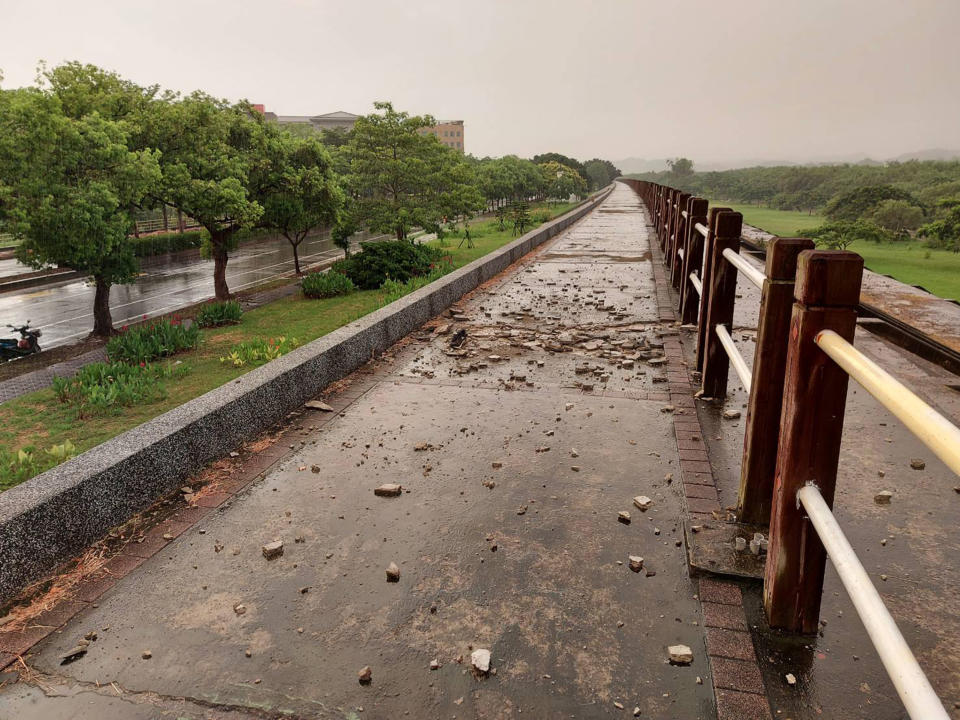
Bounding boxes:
[622,178,952,719]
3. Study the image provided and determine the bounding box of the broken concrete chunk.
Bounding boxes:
[386,562,401,582]
[909,458,925,470]
[874,490,893,505]
[60,645,88,665]
[262,540,284,559]
[234,604,247,615]
[785,672,797,686]
[304,400,334,412]
[471,648,491,674]
[668,644,693,665]
[358,665,372,684]
[141,650,152,660]
[430,659,440,670]
[374,484,403,497]
[633,496,653,511]
[722,409,741,420]
[618,511,632,524]
[628,556,644,572]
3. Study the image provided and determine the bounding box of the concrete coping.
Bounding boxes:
[0,187,613,604]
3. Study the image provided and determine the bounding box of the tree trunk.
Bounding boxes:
[92,278,114,337]
[292,241,302,275]
[212,241,230,300]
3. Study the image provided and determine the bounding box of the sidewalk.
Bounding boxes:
[0,185,760,719]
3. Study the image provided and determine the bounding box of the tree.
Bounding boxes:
[799,220,894,250]
[144,94,265,299]
[346,101,482,241]
[583,158,622,191]
[257,130,344,274]
[667,157,695,177]
[532,153,586,180]
[918,199,960,252]
[824,185,921,222]
[539,161,587,202]
[869,199,924,236]
[0,87,160,335]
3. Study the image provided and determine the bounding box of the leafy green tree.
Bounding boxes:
[666,157,695,177]
[869,199,924,236]
[918,199,960,252]
[143,94,266,299]
[257,130,344,274]
[799,220,895,250]
[0,87,160,335]
[583,158,622,190]
[511,201,532,236]
[346,101,482,240]
[824,185,921,222]
[539,161,587,202]
[532,153,586,180]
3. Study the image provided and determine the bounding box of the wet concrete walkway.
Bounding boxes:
[0,185,725,718]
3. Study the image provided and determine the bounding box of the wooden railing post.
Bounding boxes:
[663,189,676,258]
[668,192,690,273]
[736,238,815,525]
[695,207,732,371]
[670,195,694,289]
[679,197,708,323]
[698,211,743,398]
[763,250,864,633]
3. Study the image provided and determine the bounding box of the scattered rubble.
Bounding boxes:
[668,645,693,665]
[618,511,632,524]
[628,556,644,572]
[874,490,893,505]
[262,540,284,559]
[304,400,334,412]
[358,665,372,684]
[374,484,403,497]
[909,458,925,470]
[633,495,653,511]
[471,648,492,675]
[386,562,401,582]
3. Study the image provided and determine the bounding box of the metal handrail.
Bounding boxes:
[816,330,960,474]
[798,484,950,720]
[715,324,752,393]
[695,222,709,237]
[721,247,765,289]
[678,248,684,261]
[689,273,702,296]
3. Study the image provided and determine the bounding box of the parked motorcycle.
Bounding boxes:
[0,323,42,362]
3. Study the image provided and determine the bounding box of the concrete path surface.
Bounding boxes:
[0,185,728,718]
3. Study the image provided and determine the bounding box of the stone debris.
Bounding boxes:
[60,644,88,665]
[386,562,401,582]
[735,537,747,552]
[141,650,152,660]
[668,644,693,665]
[633,495,653,511]
[233,604,247,615]
[304,400,334,412]
[471,648,492,675]
[614,701,624,709]
[722,409,741,420]
[785,672,797,686]
[374,484,403,497]
[633,707,642,717]
[262,540,284,559]
[874,490,893,505]
[628,556,644,572]
[358,665,372,684]
[311,465,321,473]
[909,458,925,470]
[618,511,632,524]
[517,506,528,515]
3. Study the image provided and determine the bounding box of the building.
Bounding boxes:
[255,106,465,151]
[420,120,465,152]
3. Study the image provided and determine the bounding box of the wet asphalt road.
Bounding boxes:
[0,185,718,719]
[691,252,960,718]
[0,231,373,349]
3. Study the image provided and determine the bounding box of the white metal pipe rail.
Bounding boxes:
[714,324,752,393]
[722,247,765,289]
[695,222,709,237]
[689,273,702,296]
[798,484,950,720]
[816,330,960,474]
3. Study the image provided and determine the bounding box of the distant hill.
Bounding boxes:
[616,149,960,174]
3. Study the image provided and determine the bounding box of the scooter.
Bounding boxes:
[0,323,42,362]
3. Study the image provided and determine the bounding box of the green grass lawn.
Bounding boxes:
[711,202,960,301]
[0,202,578,490]
[710,202,825,237]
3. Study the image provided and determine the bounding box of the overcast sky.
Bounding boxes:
[2,0,959,166]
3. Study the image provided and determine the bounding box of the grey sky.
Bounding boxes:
[2,0,959,165]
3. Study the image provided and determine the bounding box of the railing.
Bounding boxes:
[620,178,952,719]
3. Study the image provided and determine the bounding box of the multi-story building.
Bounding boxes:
[254,106,465,151]
[420,120,465,152]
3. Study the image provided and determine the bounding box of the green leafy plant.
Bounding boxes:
[379,258,453,306]
[130,229,207,257]
[330,240,445,289]
[0,441,79,490]
[106,317,200,364]
[195,300,243,328]
[52,361,186,417]
[219,336,300,368]
[301,271,355,298]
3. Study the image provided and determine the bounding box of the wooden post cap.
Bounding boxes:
[795,250,864,306]
[765,238,816,281]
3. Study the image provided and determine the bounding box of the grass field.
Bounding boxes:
[0,202,577,490]
[718,203,960,301]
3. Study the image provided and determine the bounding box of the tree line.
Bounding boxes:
[630,158,960,251]
[0,63,619,337]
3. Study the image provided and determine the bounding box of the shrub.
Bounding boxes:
[106,317,200,364]
[330,241,445,289]
[0,441,78,491]
[532,209,551,224]
[130,230,207,257]
[302,270,355,298]
[195,300,243,328]
[52,362,185,417]
[219,336,300,368]
[379,258,453,306]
